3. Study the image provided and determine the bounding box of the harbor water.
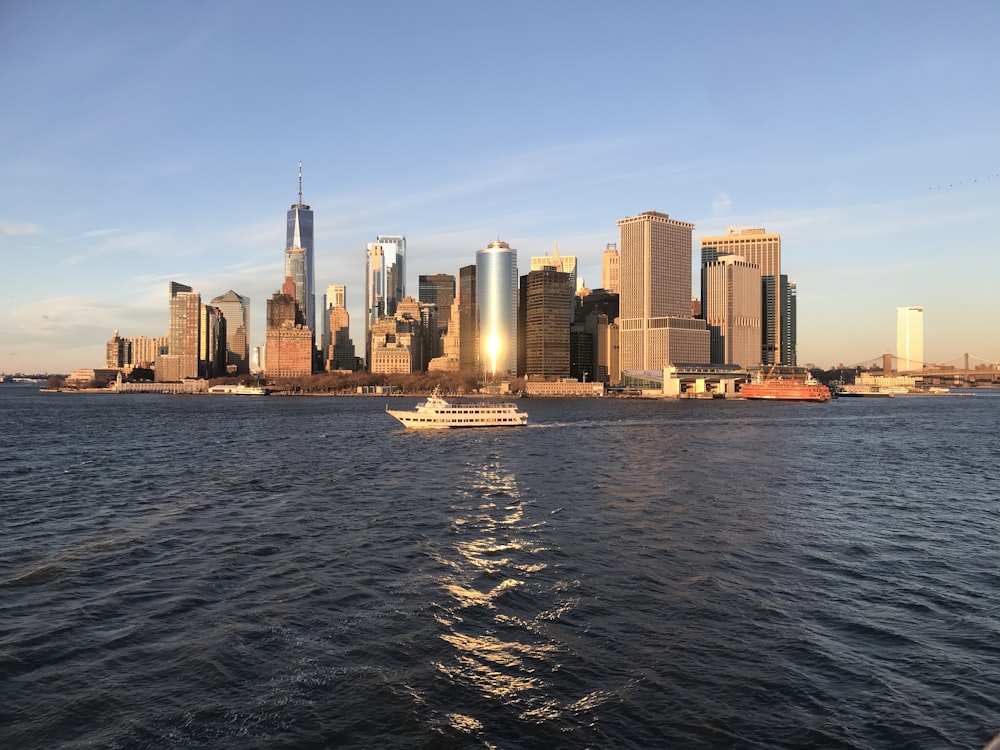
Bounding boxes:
[2,386,998,748]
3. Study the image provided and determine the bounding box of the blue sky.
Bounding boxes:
[2,0,998,374]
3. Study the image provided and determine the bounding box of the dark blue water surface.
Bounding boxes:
[2,386,999,749]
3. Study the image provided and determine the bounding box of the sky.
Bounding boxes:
[2,0,998,374]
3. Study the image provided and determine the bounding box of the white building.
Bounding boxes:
[896,306,924,371]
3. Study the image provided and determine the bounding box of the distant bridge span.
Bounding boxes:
[846,353,1000,385]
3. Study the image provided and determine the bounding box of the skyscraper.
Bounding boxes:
[378,235,406,305]
[322,284,346,355]
[364,236,406,369]
[286,163,315,333]
[531,243,577,323]
[264,283,312,379]
[199,304,226,379]
[458,265,478,373]
[419,273,455,359]
[327,305,355,371]
[601,243,620,293]
[703,255,761,368]
[897,306,924,371]
[211,290,250,375]
[618,211,709,371]
[524,266,571,376]
[476,240,518,377]
[701,227,784,365]
[157,282,200,381]
[781,277,797,366]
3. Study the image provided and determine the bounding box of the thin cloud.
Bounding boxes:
[0,220,41,236]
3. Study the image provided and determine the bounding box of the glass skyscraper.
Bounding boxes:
[476,240,518,377]
[210,290,250,374]
[286,163,314,333]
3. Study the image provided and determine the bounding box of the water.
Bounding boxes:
[2,386,999,749]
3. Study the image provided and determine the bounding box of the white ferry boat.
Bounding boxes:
[207,384,268,396]
[386,389,528,429]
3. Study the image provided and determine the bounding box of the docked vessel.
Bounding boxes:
[207,384,268,396]
[386,389,528,429]
[740,376,831,402]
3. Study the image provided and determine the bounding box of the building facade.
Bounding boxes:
[896,306,924,371]
[601,243,620,293]
[530,243,577,323]
[419,273,455,359]
[781,277,797,366]
[523,267,571,376]
[322,284,347,356]
[703,255,762,368]
[326,304,356,371]
[476,240,518,378]
[365,236,406,368]
[199,304,227,379]
[264,285,312,378]
[618,211,709,370]
[156,282,201,381]
[458,265,478,373]
[210,290,250,375]
[700,227,787,365]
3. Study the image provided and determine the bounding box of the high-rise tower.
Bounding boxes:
[364,236,406,369]
[523,266,571,376]
[531,242,577,323]
[896,306,924,371]
[210,290,250,375]
[703,255,761,368]
[286,162,315,333]
[419,273,456,359]
[601,243,620,294]
[701,227,785,365]
[156,281,201,381]
[618,211,709,371]
[458,265,478,373]
[476,240,518,378]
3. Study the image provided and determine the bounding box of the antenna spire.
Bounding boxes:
[298,161,303,204]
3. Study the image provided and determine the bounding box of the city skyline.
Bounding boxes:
[2,2,999,374]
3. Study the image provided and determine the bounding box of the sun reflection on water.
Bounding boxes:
[433,457,574,725]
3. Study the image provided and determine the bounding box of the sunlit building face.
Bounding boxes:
[476,240,518,377]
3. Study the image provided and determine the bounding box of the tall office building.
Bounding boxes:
[199,304,227,379]
[107,331,129,369]
[781,277,797,366]
[703,255,762,368]
[210,290,250,375]
[601,243,620,293]
[531,243,577,323]
[419,273,456,358]
[896,306,924,371]
[286,163,315,334]
[322,284,346,355]
[476,240,518,377]
[327,305,356,371]
[618,211,709,371]
[701,227,784,365]
[458,265,478,373]
[523,267,571,376]
[157,281,201,381]
[264,284,312,379]
[378,235,406,305]
[364,236,406,368]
